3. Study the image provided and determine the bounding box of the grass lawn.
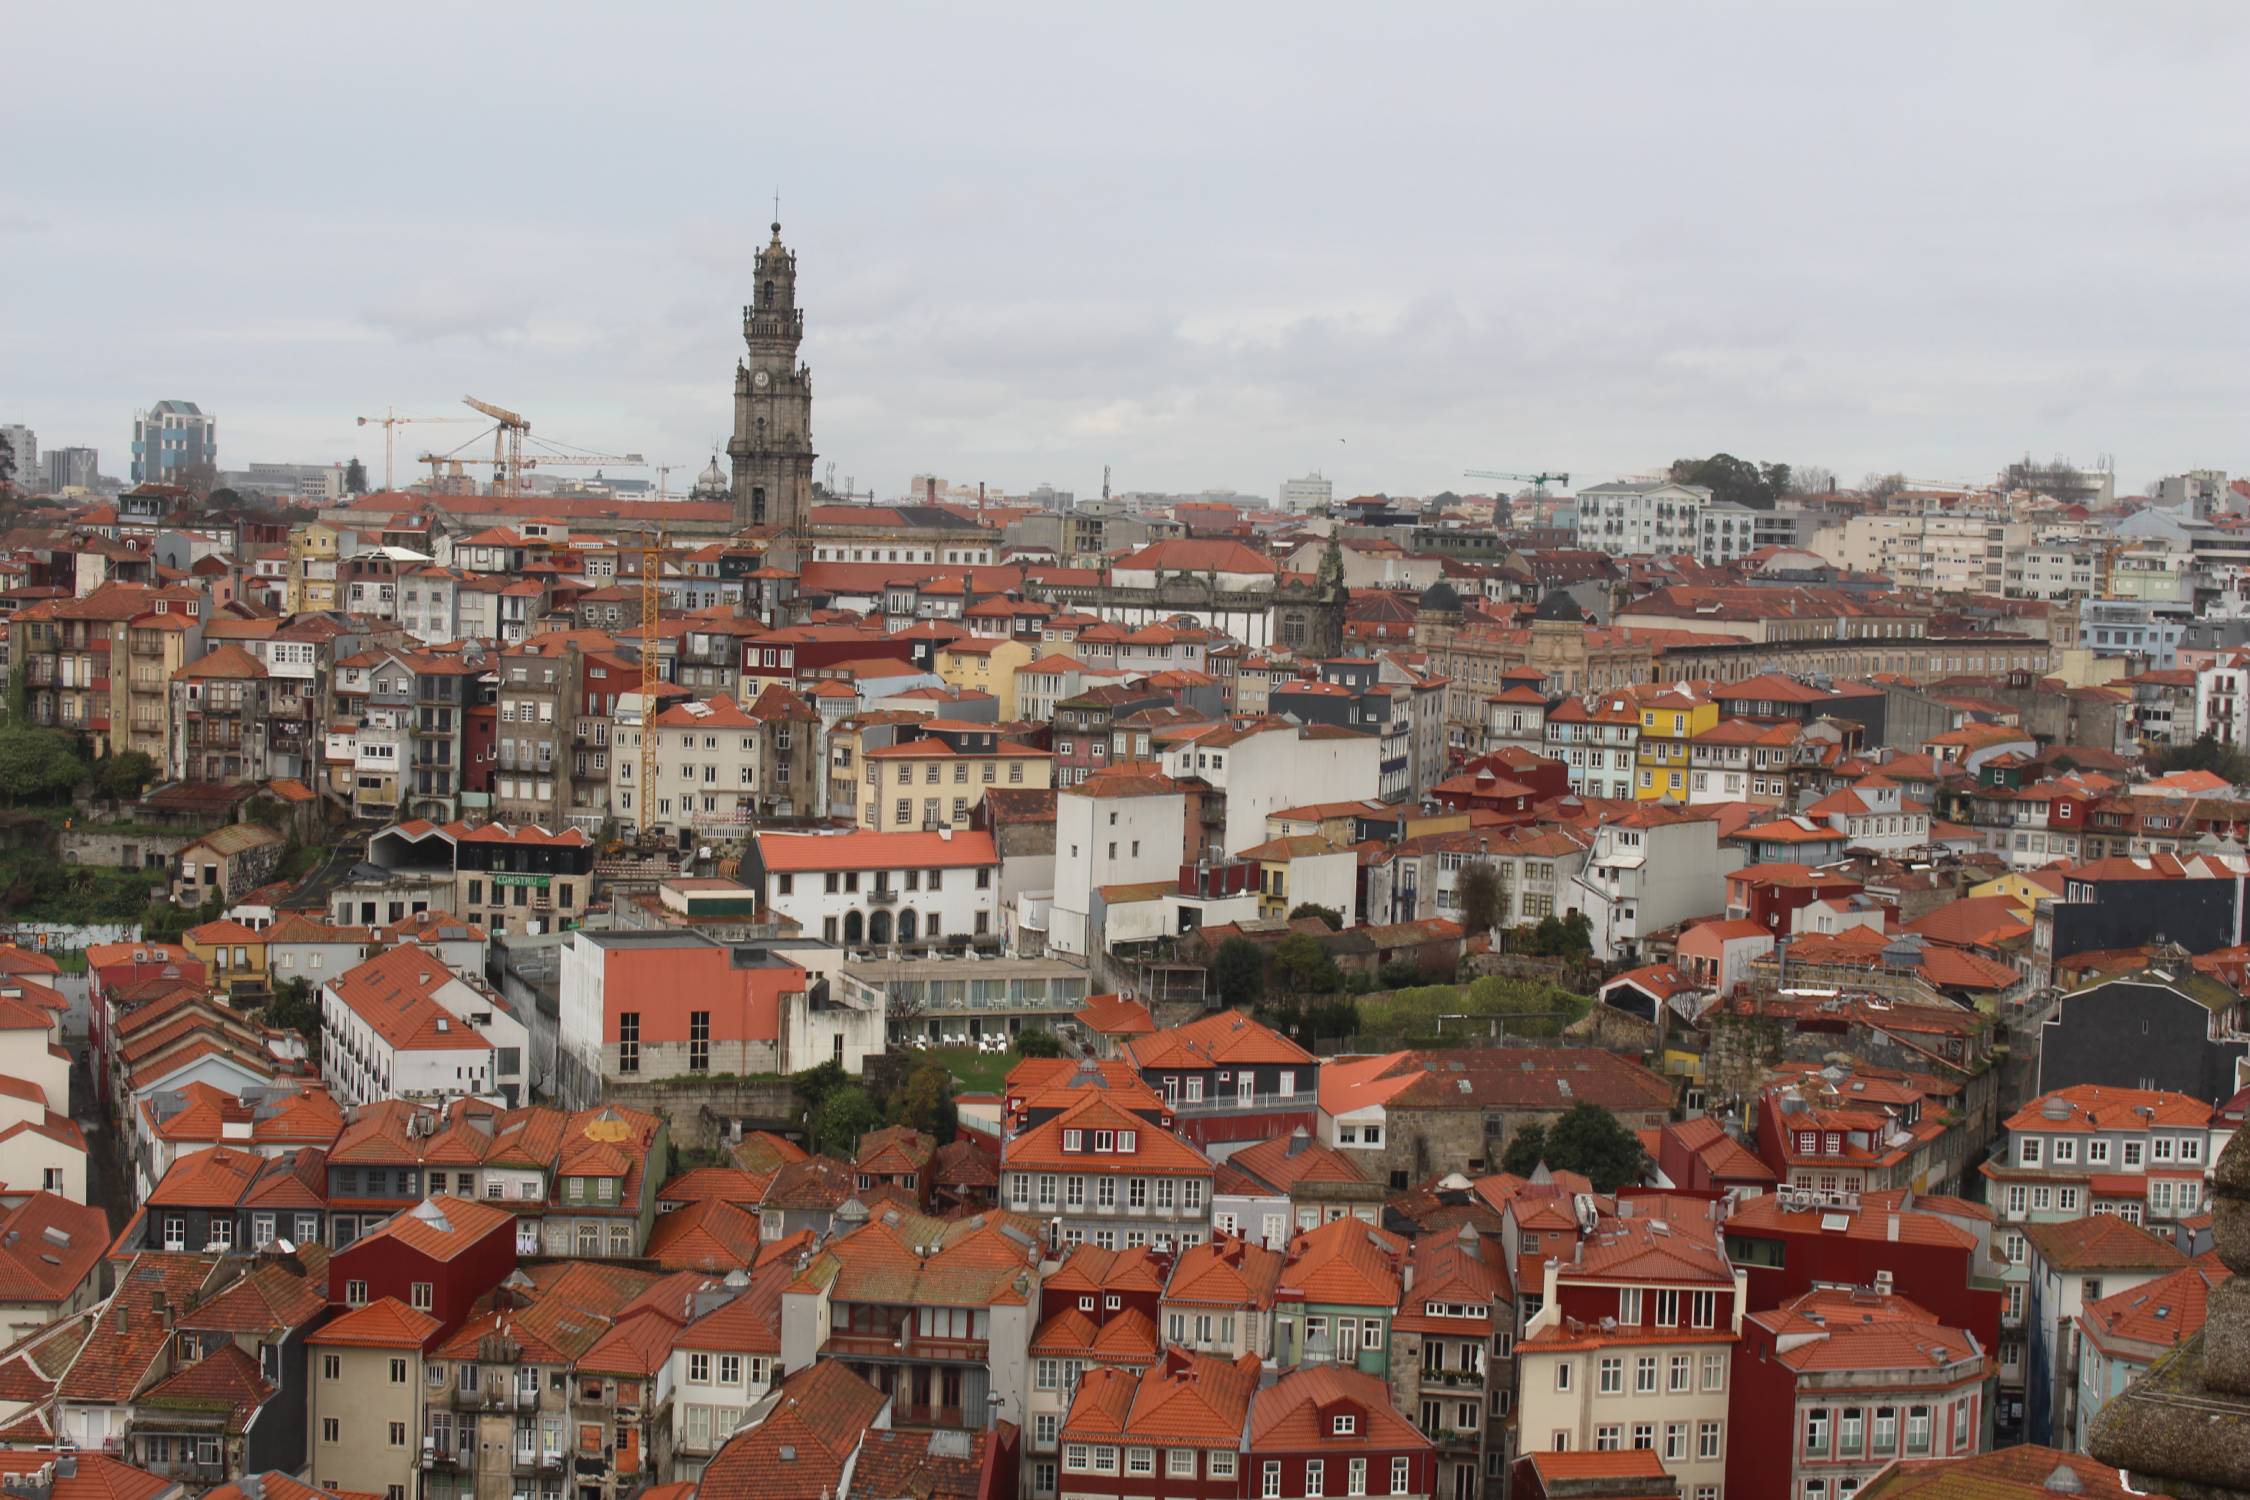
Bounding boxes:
[920,1045,1022,1095]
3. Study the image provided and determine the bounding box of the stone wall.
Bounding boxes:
[598,1076,802,1151]
[60,827,191,872]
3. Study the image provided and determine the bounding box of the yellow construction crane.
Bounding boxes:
[354,409,483,490]
[636,525,669,837]
[462,395,530,495]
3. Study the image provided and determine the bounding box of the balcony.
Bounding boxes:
[865,886,900,905]
[451,1383,539,1412]
[1168,1089,1312,1115]
[514,1448,565,1475]
[141,1459,226,1485]
[890,1403,970,1429]
[422,1444,473,1472]
[825,1326,989,1363]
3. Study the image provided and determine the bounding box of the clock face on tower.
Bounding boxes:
[753,369,770,391]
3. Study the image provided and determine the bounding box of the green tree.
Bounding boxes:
[1377,957,1427,991]
[0,726,86,804]
[267,977,322,1043]
[1212,937,1265,1006]
[1013,1027,1063,1059]
[94,750,159,803]
[344,457,368,494]
[1306,998,1360,1043]
[1500,1121,1548,1178]
[1668,453,1792,511]
[809,1084,881,1158]
[1514,912,1593,960]
[1269,933,1343,997]
[791,1059,849,1114]
[888,1063,957,1141]
[1509,1101,1651,1192]
[1289,903,1343,931]
[1455,863,1503,934]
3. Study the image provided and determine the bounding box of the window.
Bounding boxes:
[322,1418,339,1443]
[689,1010,710,1072]
[1669,1354,1691,1392]
[1635,1355,1657,1394]
[390,1358,407,1384]
[411,1282,433,1311]
[1698,1420,1721,1461]
[1332,1415,1356,1436]
[1596,1426,1622,1452]
[1348,1458,1367,1496]
[1618,1287,1642,1325]
[617,1012,640,1074]
[323,1354,340,1380]
[1690,1290,1717,1328]
[1390,1459,1409,1495]
[1807,1408,1829,1455]
[1127,1449,1153,1477]
[688,1354,711,1383]
[1211,1453,1236,1480]
[346,1280,368,1306]
[1306,1459,1325,1497]
[1168,1450,1195,1479]
[1664,1422,1688,1461]
[2088,1138,2112,1165]
[1701,1352,1726,1391]
[390,1422,407,1447]
[1598,1356,1622,1394]
[1554,1361,1573,1392]
[1263,1462,1282,1498]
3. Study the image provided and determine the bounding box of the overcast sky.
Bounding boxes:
[7,3,2248,501]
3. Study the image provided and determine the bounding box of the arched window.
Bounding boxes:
[762,281,776,308]
[843,911,864,946]
[869,909,893,947]
[898,909,919,944]
[751,487,767,524]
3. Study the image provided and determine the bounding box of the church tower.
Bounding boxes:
[728,221,816,532]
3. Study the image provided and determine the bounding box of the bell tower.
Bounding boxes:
[728,220,817,532]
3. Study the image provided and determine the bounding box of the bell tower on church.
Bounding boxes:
[728,220,817,532]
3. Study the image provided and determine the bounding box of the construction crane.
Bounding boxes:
[635,525,669,840]
[1464,468,1570,497]
[464,396,528,494]
[354,409,483,490]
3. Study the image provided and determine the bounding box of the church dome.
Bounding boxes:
[1418,580,1463,613]
[690,456,729,500]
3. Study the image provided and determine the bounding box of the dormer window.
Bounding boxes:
[1118,1130,1137,1153]
[1064,1130,1085,1153]
[1094,1130,1115,1153]
[1332,1415,1356,1436]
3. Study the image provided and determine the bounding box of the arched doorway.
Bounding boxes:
[898,909,919,944]
[843,911,864,946]
[869,909,893,947]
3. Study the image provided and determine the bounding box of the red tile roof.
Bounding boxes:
[697,1359,888,1500]
[307,1295,442,1350]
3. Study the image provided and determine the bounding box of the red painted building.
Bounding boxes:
[325,1194,517,1340]
[1727,1288,1988,1500]
[1247,1365,1437,1500]
[460,702,497,797]
[1719,1192,2003,1357]
[1723,864,1865,933]
[1059,1349,1255,1500]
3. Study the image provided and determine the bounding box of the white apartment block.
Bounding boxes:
[1574,481,1709,558]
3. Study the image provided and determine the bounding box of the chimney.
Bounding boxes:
[926,478,937,505]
